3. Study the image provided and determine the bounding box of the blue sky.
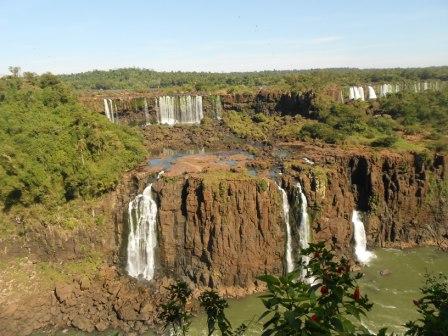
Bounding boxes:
[1,0,447,74]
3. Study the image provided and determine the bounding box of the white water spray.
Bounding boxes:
[351,210,375,264]
[277,184,294,273]
[127,184,158,280]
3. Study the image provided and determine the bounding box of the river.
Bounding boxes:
[189,247,448,335]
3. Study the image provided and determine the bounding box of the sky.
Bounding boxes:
[1,0,447,75]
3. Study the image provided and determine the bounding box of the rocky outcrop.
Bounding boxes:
[153,176,284,293]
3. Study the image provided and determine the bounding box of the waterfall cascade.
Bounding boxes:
[277,184,294,273]
[351,210,375,264]
[346,81,443,101]
[157,95,203,125]
[296,182,311,280]
[127,184,158,280]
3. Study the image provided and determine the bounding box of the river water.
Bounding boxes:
[189,247,448,335]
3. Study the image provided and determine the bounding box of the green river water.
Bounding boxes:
[189,247,448,335]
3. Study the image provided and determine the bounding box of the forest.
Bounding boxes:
[59,66,448,93]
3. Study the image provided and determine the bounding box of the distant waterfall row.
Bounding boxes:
[156,95,204,125]
[346,81,440,101]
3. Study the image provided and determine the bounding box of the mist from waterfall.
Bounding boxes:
[127,184,158,280]
[157,95,203,125]
[351,210,375,264]
[277,184,294,273]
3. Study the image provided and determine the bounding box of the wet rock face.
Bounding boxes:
[154,177,285,291]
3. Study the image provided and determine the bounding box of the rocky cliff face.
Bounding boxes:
[282,148,448,263]
[152,176,284,294]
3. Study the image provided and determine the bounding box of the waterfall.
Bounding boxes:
[127,184,158,280]
[351,210,375,264]
[367,86,377,99]
[215,95,223,119]
[349,87,355,100]
[277,184,294,273]
[296,182,311,280]
[354,87,361,100]
[358,86,365,101]
[157,95,203,125]
[143,98,150,125]
[103,98,115,123]
[103,99,111,121]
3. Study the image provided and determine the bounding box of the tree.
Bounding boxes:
[198,290,247,336]
[405,273,448,336]
[8,66,21,77]
[258,242,389,335]
[158,281,192,336]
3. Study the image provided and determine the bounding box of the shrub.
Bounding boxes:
[298,123,343,144]
[371,135,398,148]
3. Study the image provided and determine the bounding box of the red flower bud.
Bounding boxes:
[320,286,329,295]
[311,314,319,322]
[353,286,360,301]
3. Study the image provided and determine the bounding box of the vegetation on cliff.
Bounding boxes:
[222,89,448,153]
[0,72,145,210]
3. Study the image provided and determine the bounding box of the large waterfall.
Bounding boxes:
[157,95,203,125]
[351,210,375,264]
[127,184,158,280]
[277,184,294,273]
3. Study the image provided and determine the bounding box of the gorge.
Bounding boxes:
[1,70,447,336]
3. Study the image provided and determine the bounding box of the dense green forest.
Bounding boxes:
[59,66,448,93]
[0,72,145,209]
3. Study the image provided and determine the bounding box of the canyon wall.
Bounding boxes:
[282,149,448,263]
